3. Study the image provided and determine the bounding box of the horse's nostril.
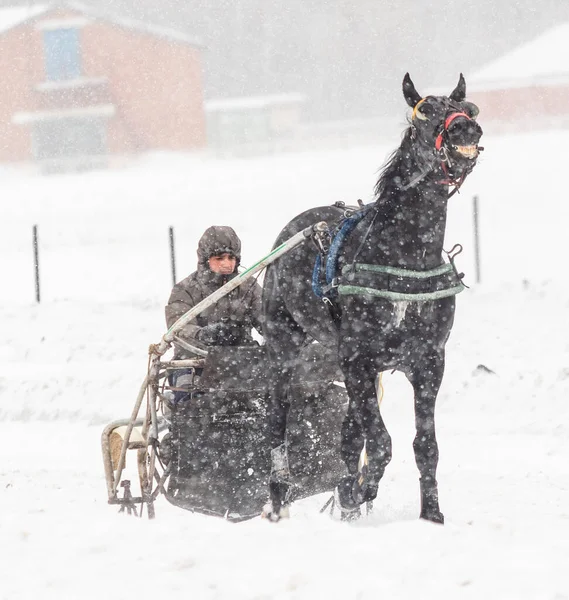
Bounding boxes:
[469,125,482,138]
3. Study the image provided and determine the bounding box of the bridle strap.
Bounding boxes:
[405,105,476,195]
[434,111,473,192]
[435,111,470,150]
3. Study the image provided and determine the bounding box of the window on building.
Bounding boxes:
[33,118,107,160]
[43,28,82,81]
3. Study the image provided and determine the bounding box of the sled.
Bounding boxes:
[101,221,349,520]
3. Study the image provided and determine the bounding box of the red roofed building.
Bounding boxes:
[0,2,206,171]
[466,23,569,134]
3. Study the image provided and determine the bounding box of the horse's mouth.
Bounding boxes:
[452,144,479,159]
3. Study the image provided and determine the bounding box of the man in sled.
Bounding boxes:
[165,225,263,398]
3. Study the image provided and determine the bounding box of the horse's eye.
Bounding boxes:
[463,101,479,120]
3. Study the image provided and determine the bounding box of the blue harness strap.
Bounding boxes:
[312,253,325,298]
[312,204,374,299]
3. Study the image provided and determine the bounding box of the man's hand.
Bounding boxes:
[195,321,245,346]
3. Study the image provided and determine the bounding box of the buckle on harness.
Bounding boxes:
[322,277,339,297]
[444,243,468,288]
[311,222,331,255]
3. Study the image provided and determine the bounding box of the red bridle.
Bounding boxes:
[434,111,471,151]
[434,111,472,189]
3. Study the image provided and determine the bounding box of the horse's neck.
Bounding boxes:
[359,172,449,270]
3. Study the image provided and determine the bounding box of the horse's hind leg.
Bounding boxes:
[407,354,445,524]
[337,361,392,510]
[263,304,307,520]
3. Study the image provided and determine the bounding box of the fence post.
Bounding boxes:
[33,224,40,303]
[169,226,177,286]
[472,195,481,284]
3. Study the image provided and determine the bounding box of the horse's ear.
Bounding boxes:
[403,73,422,108]
[449,73,466,102]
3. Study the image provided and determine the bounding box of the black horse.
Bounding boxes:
[261,73,483,523]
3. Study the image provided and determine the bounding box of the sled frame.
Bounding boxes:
[101,222,328,518]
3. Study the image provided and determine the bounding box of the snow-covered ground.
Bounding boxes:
[1,127,568,600]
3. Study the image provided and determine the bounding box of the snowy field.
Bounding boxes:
[1,127,568,599]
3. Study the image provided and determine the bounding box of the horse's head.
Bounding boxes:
[403,73,483,181]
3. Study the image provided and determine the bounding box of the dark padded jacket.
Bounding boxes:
[165,226,263,357]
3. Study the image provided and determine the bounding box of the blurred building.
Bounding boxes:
[0,2,206,172]
[205,93,305,156]
[467,23,569,134]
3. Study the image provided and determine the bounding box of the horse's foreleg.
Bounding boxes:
[408,354,445,524]
[338,362,392,508]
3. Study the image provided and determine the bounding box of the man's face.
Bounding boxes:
[208,253,237,275]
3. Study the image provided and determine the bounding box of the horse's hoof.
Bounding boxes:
[340,506,361,522]
[331,487,362,522]
[420,510,445,525]
[337,474,377,507]
[261,502,290,522]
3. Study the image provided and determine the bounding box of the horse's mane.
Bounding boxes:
[373,125,414,202]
